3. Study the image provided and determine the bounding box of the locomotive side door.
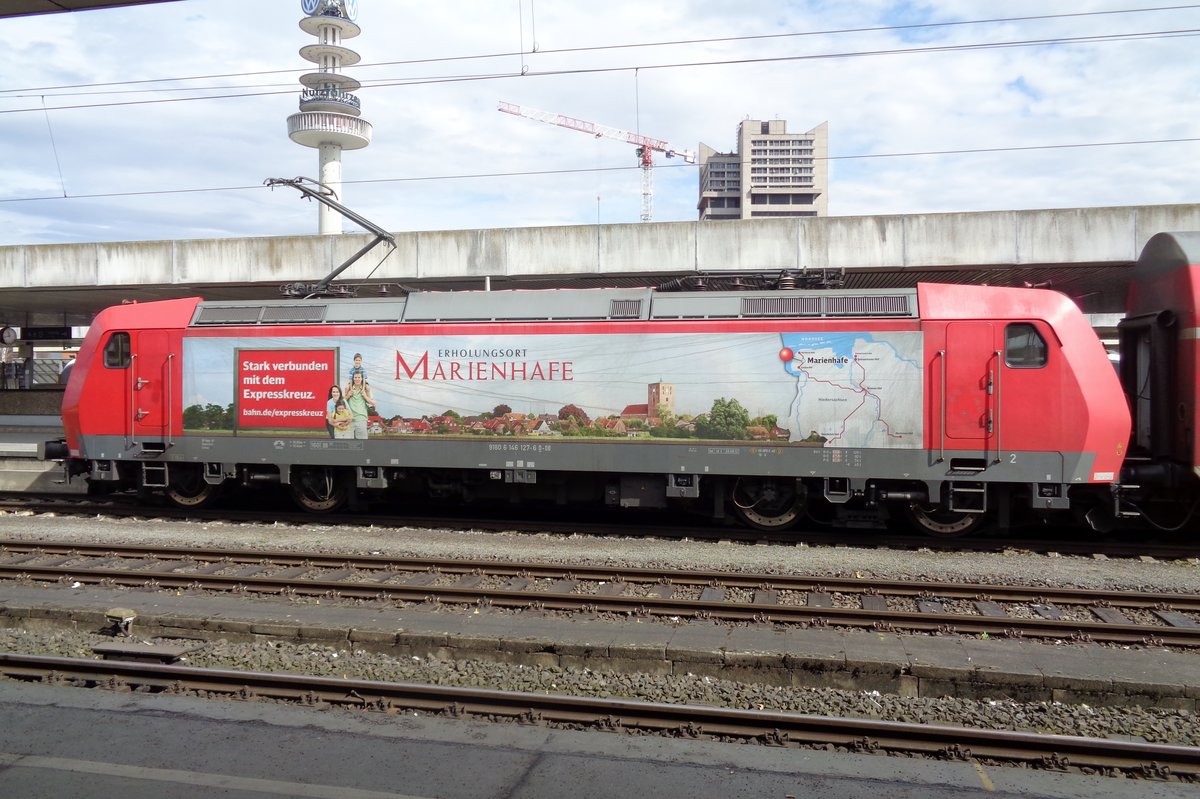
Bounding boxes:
[131,329,174,449]
[943,321,996,453]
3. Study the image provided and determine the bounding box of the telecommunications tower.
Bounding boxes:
[286,0,372,234]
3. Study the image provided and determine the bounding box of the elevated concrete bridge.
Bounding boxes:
[3,203,1200,328]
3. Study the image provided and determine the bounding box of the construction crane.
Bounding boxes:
[499,100,695,223]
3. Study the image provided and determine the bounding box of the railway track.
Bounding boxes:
[2,493,1198,560]
[2,540,1198,647]
[0,652,1194,780]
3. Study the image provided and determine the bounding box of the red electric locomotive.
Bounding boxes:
[42,230,1200,535]
[1109,231,1200,532]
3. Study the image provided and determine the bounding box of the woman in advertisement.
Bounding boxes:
[344,371,374,439]
[324,385,343,439]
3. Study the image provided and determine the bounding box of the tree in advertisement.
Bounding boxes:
[649,402,680,439]
[183,403,233,431]
[752,413,778,431]
[696,397,750,440]
[558,404,589,426]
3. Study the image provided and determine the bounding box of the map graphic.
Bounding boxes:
[779,332,923,448]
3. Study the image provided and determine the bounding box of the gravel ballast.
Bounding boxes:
[0,511,1197,750]
[0,511,1197,592]
[0,626,1195,748]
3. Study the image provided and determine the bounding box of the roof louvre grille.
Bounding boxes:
[261,305,326,324]
[324,300,407,323]
[824,295,910,316]
[609,299,643,319]
[194,306,262,325]
[742,296,821,317]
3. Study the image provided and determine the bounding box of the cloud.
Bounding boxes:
[0,0,1197,244]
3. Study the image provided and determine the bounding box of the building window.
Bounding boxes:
[751,193,815,205]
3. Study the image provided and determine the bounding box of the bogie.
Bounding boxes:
[289,467,349,513]
[164,464,224,509]
[730,477,805,531]
[901,501,989,537]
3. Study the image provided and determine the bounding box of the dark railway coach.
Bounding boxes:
[44,232,1200,536]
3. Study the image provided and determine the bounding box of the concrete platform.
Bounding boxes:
[0,582,1195,711]
[0,422,82,494]
[4,679,1180,799]
[0,441,39,460]
[0,426,79,493]
[0,429,62,455]
[0,459,80,493]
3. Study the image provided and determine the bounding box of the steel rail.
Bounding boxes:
[2,539,1198,609]
[0,653,1194,779]
[0,545,1198,646]
[1,497,1198,560]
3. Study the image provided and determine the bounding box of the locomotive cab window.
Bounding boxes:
[103,332,131,368]
[1004,323,1047,368]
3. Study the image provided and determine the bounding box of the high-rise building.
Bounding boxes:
[697,120,828,221]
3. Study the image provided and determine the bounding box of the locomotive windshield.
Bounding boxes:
[1004,323,1048,368]
[103,332,131,368]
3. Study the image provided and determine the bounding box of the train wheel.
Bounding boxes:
[164,466,222,509]
[731,478,804,531]
[289,468,348,513]
[902,502,986,537]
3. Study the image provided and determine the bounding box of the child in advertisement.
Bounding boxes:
[330,399,353,438]
[348,353,366,384]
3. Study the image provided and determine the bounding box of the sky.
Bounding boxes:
[1,0,1198,246]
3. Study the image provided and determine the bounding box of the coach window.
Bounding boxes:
[1004,323,1047,368]
[103,332,131,368]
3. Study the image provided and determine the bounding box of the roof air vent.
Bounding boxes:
[609,299,643,319]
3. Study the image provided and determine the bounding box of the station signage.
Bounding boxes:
[20,327,73,342]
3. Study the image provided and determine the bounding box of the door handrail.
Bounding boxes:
[129,353,137,447]
[936,349,946,463]
[992,349,1002,464]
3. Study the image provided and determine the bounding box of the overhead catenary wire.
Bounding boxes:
[2,4,1197,96]
[1,136,1197,205]
[1,27,1198,114]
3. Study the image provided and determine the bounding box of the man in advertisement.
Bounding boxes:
[344,370,374,439]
